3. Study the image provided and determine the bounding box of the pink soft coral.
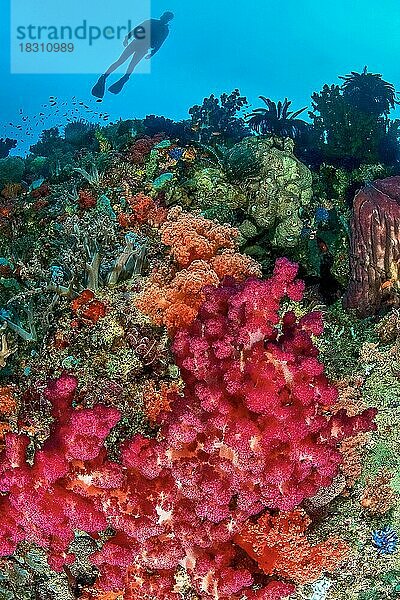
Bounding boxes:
[0,260,376,600]
[0,373,120,570]
[172,258,376,510]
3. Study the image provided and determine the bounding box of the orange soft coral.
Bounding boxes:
[211,250,261,280]
[339,432,368,491]
[360,469,397,514]
[0,386,17,415]
[136,261,220,331]
[160,207,237,267]
[234,508,349,585]
[0,386,17,446]
[142,381,181,424]
[135,208,261,331]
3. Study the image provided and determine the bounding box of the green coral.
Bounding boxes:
[171,136,314,250]
[224,136,269,180]
[225,137,313,248]
[169,166,247,213]
[0,157,25,186]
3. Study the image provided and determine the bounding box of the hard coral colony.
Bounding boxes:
[1,71,400,600]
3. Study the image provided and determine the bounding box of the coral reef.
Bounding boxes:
[2,77,400,599]
[135,206,261,330]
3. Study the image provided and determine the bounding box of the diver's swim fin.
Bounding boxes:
[109,75,130,95]
[91,75,107,98]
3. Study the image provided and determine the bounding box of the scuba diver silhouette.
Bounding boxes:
[92,11,174,98]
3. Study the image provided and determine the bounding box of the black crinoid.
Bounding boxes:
[246,97,308,138]
[63,119,97,148]
[339,66,399,116]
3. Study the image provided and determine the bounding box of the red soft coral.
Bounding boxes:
[79,189,97,210]
[0,261,376,600]
[71,290,107,324]
[118,190,167,228]
[0,375,121,568]
[172,259,376,511]
[127,134,165,165]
